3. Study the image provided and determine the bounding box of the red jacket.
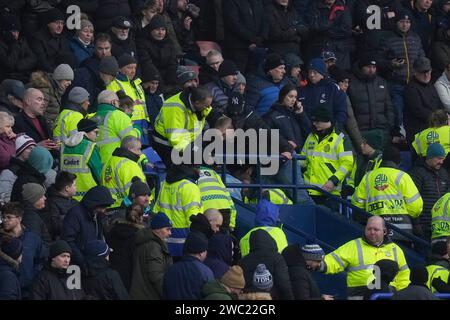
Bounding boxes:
[0,133,15,170]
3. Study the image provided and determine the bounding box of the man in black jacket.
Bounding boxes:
[109,16,137,60]
[409,143,450,241]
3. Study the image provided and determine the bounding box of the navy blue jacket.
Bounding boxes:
[0,258,21,300]
[69,36,95,67]
[145,92,164,129]
[298,78,348,127]
[163,255,214,300]
[246,71,289,116]
[204,233,233,279]
[72,56,105,109]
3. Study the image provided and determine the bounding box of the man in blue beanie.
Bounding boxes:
[298,58,348,128]
[130,212,173,299]
[409,143,450,241]
[163,231,214,299]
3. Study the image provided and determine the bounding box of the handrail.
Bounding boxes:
[369,292,450,300]
[219,153,431,250]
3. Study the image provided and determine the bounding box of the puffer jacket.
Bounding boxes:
[30,71,65,124]
[347,66,395,132]
[434,72,450,112]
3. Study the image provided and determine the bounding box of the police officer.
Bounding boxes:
[106,54,150,147]
[152,86,212,167]
[300,103,354,210]
[61,119,102,201]
[101,136,147,209]
[93,90,141,163]
[152,164,203,258]
[320,216,410,299]
[54,87,90,142]
[352,146,423,244]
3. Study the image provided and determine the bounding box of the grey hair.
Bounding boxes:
[121,135,141,149]
[97,90,119,105]
[0,111,14,127]
[206,49,223,63]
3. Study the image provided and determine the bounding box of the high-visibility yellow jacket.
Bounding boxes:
[412,126,450,157]
[324,237,410,297]
[93,103,140,163]
[153,92,211,151]
[53,108,84,141]
[352,166,423,239]
[431,193,450,240]
[61,137,102,202]
[198,167,237,228]
[239,226,288,257]
[243,188,293,205]
[426,263,450,293]
[152,179,203,257]
[300,128,354,196]
[101,152,146,208]
[107,75,150,145]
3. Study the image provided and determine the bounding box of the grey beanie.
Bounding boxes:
[68,87,90,104]
[79,19,94,31]
[53,64,74,81]
[99,56,119,76]
[176,66,197,84]
[236,71,246,85]
[22,183,45,204]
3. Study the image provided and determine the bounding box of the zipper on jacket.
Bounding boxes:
[403,35,410,83]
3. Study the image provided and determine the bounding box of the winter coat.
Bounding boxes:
[72,55,105,108]
[393,284,438,300]
[305,0,353,69]
[263,103,311,151]
[0,157,55,203]
[246,71,290,116]
[199,63,219,85]
[409,160,450,240]
[84,256,129,300]
[29,28,75,73]
[32,264,85,300]
[379,29,425,84]
[432,36,450,73]
[62,190,108,268]
[203,280,234,300]
[404,1,436,57]
[266,2,308,57]
[130,228,173,300]
[109,32,137,60]
[298,78,348,127]
[223,0,269,50]
[0,253,21,300]
[238,229,294,300]
[204,233,233,279]
[136,25,178,87]
[94,0,132,32]
[404,78,444,143]
[205,80,239,114]
[434,72,450,112]
[0,37,37,83]
[46,186,78,240]
[10,162,46,203]
[69,36,94,67]
[145,91,164,127]
[30,71,65,124]
[22,203,51,247]
[167,6,200,56]
[105,220,144,290]
[0,133,15,171]
[163,254,214,300]
[13,111,52,144]
[282,244,322,300]
[347,68,395,132]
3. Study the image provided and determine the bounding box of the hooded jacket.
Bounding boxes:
[105,220,145,290]
[130,228,173,300]
[72,55,105,108]
[238,229,294,300]
[84,256,129,300]
[62,186,113,268]
[204,233,233,279]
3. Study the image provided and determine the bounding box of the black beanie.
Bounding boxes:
[129,177,151,197]
[358,54,377,69]
[219,60,239,78]
[45,8,65,24]
[183,231,209,254]
[141,65,161,82]
[118,53,137,68]
[328,66,350,83]
[77,119,98,133]
[310,103,333,122]
[148,14,166,31]
[382,146,402,165]
[0,13,21,32]
[409,265,429,285]
[431,241,448,256]
[49,240,72,259]
[264,53,285,73]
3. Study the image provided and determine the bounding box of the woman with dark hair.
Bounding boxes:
[263,84,311,152]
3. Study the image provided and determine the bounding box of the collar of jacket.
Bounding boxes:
[45,263,70,277]
[116,72,130,82]
[270,103,292,114]
[313,125,335,141]
[96,103,116,112]
[112,147,140,163]
[380,160,399,169]
[362,235,392,248]
[65,103,85,115]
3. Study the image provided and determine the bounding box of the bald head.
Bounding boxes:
[204,209,223,233]
[23,88,45,118]
[365,216,386,246]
